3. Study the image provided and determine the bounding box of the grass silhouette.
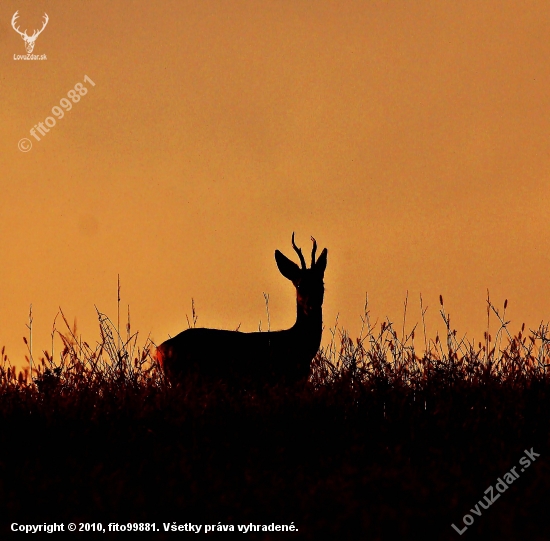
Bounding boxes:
[1,295,549,539]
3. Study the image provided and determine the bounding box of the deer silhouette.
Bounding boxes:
[157,234,327,385]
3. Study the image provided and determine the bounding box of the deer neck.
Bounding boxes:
[293,305,323,336]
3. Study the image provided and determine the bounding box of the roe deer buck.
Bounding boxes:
[157,234,328,385]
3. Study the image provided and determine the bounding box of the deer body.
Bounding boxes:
[158,234,327,385]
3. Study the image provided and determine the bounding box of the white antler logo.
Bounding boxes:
[11,11,49,54]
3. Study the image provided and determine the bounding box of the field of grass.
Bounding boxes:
[1,297,549,539]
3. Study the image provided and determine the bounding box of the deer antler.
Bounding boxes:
[31,13,49,39]
[310,237,317,267]
[291,232,307,269]
[11,11,48,40]
[11,11,27,38]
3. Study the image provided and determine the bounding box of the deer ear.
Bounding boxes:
[314,248,328,276]
[275,250,301,282]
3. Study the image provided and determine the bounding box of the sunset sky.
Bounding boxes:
[2,0,550,369]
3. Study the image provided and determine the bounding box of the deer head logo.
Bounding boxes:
[11,11,49,54]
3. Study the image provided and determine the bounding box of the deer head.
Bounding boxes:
[275,233,328,319]
[12,11,49,54]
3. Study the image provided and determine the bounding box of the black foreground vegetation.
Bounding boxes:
[1,297,550,540]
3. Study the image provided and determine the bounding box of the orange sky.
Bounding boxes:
[2,0,550,369]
